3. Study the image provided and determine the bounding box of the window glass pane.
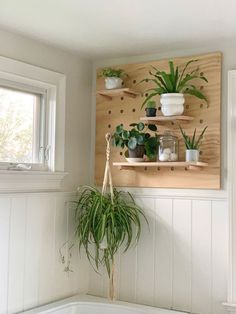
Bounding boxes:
[0,87,39,163]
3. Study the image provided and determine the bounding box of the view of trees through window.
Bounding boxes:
[0,87,36,163]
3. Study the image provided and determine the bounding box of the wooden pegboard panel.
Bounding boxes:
[95,52,221,189]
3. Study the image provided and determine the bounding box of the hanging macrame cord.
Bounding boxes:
[102,133,115,300]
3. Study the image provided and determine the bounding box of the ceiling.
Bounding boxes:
[0,0,235,59]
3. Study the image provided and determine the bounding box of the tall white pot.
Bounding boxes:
[160,93,185,116]
[105,77,123,90]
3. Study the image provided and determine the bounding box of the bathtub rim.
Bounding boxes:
[19,294,187,314]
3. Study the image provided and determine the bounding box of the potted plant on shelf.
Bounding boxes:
[179,125,208,162]
[112,122,158,162]
[145,100,157,117]
[140,60,208,116]
[99,67,127,90]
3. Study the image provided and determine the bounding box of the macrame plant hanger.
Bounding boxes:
[102,133,115,301]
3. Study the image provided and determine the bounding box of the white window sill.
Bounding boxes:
[222,303,236,313]
[0,170,68,192]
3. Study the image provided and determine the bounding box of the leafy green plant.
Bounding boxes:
[74,186,147,277]
[146,100,156,109]
[140,60,208,108]
[112,122,158,160]
[99,67,127,78]
[179,125,208,150]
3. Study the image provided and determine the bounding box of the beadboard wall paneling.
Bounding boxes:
[0,192,88,314]
[88,196,228,314]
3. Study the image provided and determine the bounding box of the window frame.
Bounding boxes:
[0,55,67,191]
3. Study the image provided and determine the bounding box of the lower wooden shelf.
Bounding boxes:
[113,161,208,170]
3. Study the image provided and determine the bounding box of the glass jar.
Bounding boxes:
[158,131,179,162]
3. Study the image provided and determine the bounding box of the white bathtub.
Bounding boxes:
[20,295,187,314]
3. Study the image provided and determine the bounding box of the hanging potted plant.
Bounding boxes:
[99,67,127,90]
[140,60,208,116]
[74,134,147,301]
[112,122,158,162]
[179,125,208,162]
[145,100,157,117]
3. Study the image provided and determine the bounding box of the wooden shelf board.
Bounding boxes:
[97,88,140,100]
[140,115,194,124]
[113,161,208,170]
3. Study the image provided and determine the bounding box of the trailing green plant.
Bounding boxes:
[99,67,127,78]
[179,125,208,150]
[140,60,208,108]
[146,100,156,109]
[74,186,147,277]
[112,122,158,160]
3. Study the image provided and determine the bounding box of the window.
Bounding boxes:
[0,55,67,191]
[0,86,47,169]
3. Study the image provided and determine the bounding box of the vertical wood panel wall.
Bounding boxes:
[0,192,88,314]
[88,194,228,314]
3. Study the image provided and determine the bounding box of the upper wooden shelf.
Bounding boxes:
[113,161,208,170]
[96,88,140,100]
[140,115,194,124]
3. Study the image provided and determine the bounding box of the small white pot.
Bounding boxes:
[105,77,123,89]
[160,93,185,116]
[186,149,199,162]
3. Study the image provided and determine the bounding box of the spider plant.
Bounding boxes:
[140,60,208,108]
[74,186,147,277]
[179,125,208,150]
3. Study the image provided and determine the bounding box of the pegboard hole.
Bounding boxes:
[120,152,123,156]
[186,105,190,109]
[158,106,161,111]
[171,122,175,126]
[108,124,111,128]
[122,81,124,86]
[108,110,112,114]
[199,151,203,155]
[145,93,149,97]
[200,119,203,124]
[132,108,136,112]
[185,167,188,171]
[157,167,161,171]
[133,80,136,84]
[200,72,204,76]
[120,109,124,113]
[171,167,174,171]
[144,167,147,171]
[200,104,203,108]
[120,96,124,101]
[200,86,204,90]
[145,79,149,83]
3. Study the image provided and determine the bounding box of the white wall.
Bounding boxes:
[0,29,92,313]
[0,192,88,314]
[89,45,234,313]
[0,28,93,191]
[89,193,228,314]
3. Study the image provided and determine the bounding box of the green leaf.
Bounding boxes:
[116,124,123,134]
[159,71,173,92]
[184,88,207,101]
[122,130,130,140]
[137,122,145,131]
[178,59,198,84]
[128,137,137,149]
[148,124,157,131]
[137,134,145,145]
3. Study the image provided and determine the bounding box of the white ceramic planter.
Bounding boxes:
[186,149,199,162]
[105,77,123,89]
[160,93,185,116]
